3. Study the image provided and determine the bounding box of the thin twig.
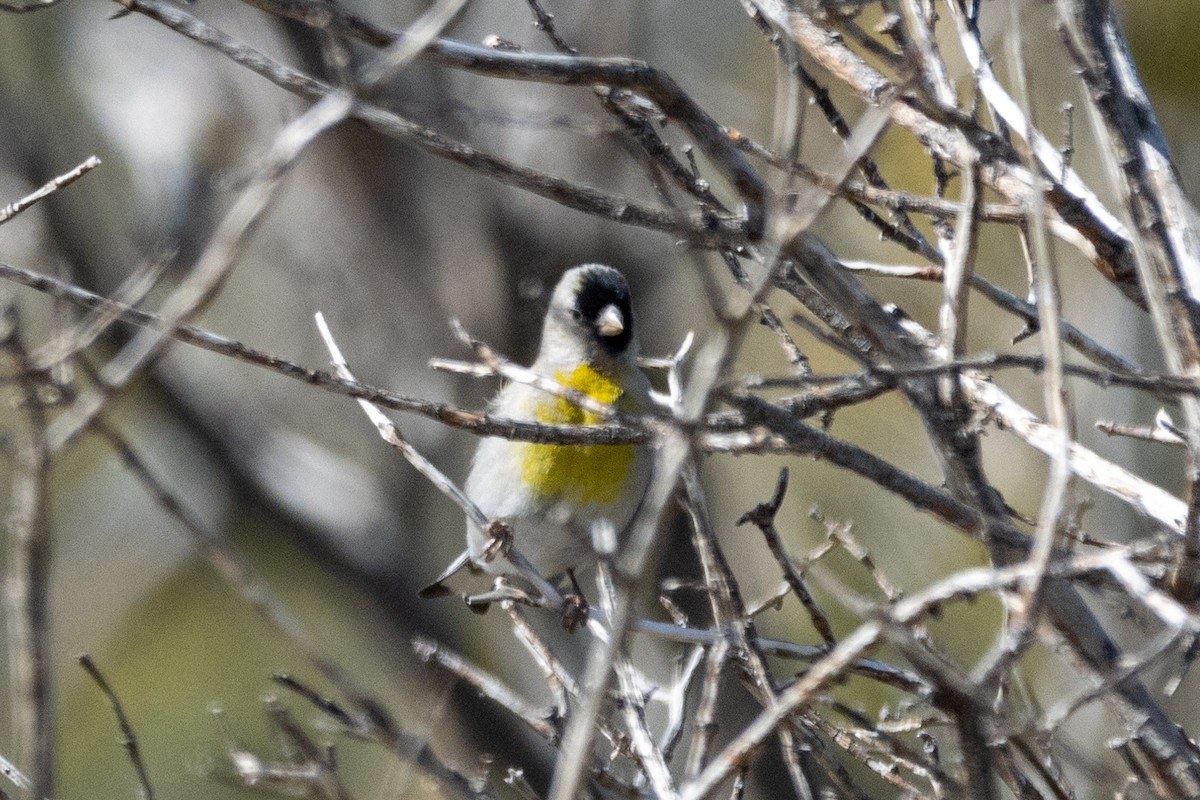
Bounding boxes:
[759,0,1144,308]
[780,226,1200,788]
[681,464,816,799]
[964,370,1185,535]
[975,0,1076,693]
[523,0,577,55]
[878,313,1188,535]
[1096,419,1186,447]
[46,89,354,453]
[0,752,27,792]
[235,0,768,234]
[0,259,649,443]
[680,616,885,800]
[597,566,677,799]
[118,0,752,246]
[937,157,980,367]
[831,259,1156,383]
[0,155,100,224]
[744,352,1186,400]
[736,468,837,649]
[631,617,927,694]
[678,551,1134,800]
[412,636,559,743]
[316,313,488,532]
[272,675,357,732]
[315,312,563,604]
[683,636,729,779]
[33,257,166,371]
[658,644,706,762]
[355,0,470,87]
[505,605,575,719]
[78,654,156,800]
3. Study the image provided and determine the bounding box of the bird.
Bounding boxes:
[421,264,653,624]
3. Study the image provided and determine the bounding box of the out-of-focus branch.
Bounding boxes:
[0,313,54,800]
[44,89,354,453]
[87,411,409,746]
[937,158,981,364]
[116,0,751,246]
[77,654,156,800]
[236,0,767,235]
[0,0,58,12]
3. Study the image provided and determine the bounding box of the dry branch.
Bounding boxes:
[3,0,1200,797]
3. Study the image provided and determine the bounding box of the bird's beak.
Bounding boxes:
[596,304,625,337]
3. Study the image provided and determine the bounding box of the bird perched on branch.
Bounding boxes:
[422,264,653,627]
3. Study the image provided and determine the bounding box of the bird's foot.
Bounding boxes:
[561,569,590,632]
[561,593,589,632]
[482,519,513,562]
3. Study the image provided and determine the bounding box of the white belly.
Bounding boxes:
[464,433,652,578]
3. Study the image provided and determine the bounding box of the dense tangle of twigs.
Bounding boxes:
[3,0,1200,799]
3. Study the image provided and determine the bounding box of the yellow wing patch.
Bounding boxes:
[519,364,634,505]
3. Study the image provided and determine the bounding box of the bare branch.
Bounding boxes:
[1,312,54,800]
[735,468,837,649]
[117,0,760,244]
[412,636,559,744]
[236,0,768,234]
[0,155,100,225]
[45,89,354,453]
[78,654,156,800]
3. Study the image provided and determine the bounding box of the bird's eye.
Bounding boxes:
[570,308,584,323]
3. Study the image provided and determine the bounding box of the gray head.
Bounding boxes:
[538,264,637,366]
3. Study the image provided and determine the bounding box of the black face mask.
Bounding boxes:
[573,269,633,357]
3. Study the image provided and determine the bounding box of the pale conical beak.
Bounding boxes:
[596,304,625,337]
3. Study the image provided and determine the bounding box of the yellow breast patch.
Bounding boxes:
[519,364,634,505]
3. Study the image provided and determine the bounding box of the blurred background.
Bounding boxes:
[1,0,1199,797]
